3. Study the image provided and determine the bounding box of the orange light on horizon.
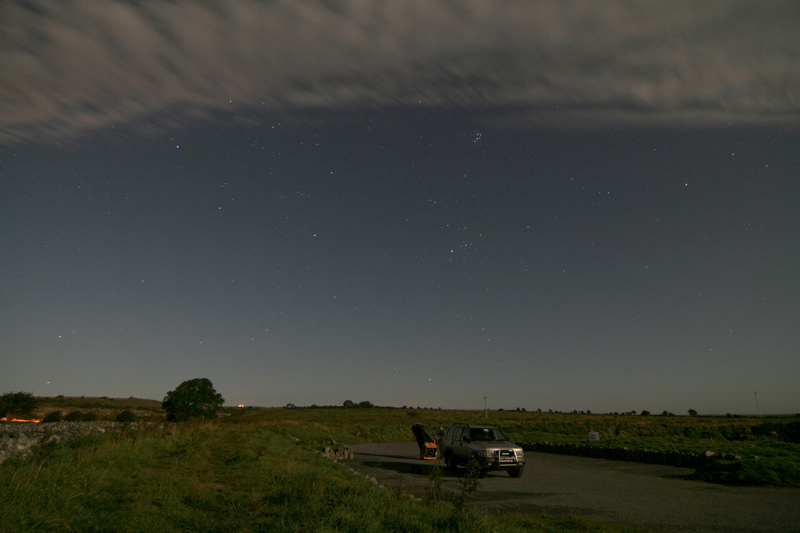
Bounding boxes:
[0,417,42,423]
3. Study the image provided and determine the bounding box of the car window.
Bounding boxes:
[492,428,507,440]
[470,428,492,441]
[469,427,507,441]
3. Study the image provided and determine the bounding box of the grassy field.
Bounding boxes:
[1,415,645,533]
[19,395,164,422]
[259,406,800,487]
[34,396,164,411]
[2,398,797,531]
[20,398,800,487]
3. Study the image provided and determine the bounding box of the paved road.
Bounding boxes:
[347,442,800,532]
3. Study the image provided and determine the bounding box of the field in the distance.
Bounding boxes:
[230,406,800,486]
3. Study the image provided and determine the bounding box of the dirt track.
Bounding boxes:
[347,442,800,532]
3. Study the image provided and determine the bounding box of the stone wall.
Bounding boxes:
[321,445,353,460]
[0,421,152,464]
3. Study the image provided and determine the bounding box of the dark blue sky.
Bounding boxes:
[1,1,798,414]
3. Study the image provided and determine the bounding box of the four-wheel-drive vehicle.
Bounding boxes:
[440,424,525,477]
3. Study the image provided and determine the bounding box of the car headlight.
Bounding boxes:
[482,449,497,457]
[514,449,524,459]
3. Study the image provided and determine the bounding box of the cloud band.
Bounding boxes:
[1,0,798,143]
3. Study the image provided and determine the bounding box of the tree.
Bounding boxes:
[342,400,354,408]
[688,409,698,416]
[1,391,38,416]
[162,378,224,422]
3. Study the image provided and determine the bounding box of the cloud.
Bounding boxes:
[1,0,798,143]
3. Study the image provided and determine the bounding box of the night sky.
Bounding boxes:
[2,1,798,414]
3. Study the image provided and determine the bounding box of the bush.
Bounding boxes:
[693,458,800,487]
[42,411,62,423]
[751,421,800,443]
[65,410,84,422]
[116,410,137,423]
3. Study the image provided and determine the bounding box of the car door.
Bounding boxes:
[455,427,471,461]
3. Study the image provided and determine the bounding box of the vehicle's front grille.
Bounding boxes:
[499,450,515,463]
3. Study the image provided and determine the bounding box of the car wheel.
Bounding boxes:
[508,466,524,478]
[445,452,457,470]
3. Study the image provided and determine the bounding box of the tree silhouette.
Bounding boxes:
[162,378,224,422]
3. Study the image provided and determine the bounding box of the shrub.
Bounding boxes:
[42,411,62,423]
[66,410,84,422]
[116,410,137,423]
[454,455,483,528]
[693,458,800,487]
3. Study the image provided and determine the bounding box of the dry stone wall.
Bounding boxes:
[0,421,152,464]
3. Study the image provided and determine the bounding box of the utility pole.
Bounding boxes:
[754,392,761,417]
[484,396,487,422]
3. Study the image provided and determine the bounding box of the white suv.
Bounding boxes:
[440,424,525,477]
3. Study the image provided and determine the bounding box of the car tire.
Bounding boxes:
[508,466,524,478]
[445,452,457,470]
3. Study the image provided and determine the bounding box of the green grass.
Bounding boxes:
[0,420,644,533]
